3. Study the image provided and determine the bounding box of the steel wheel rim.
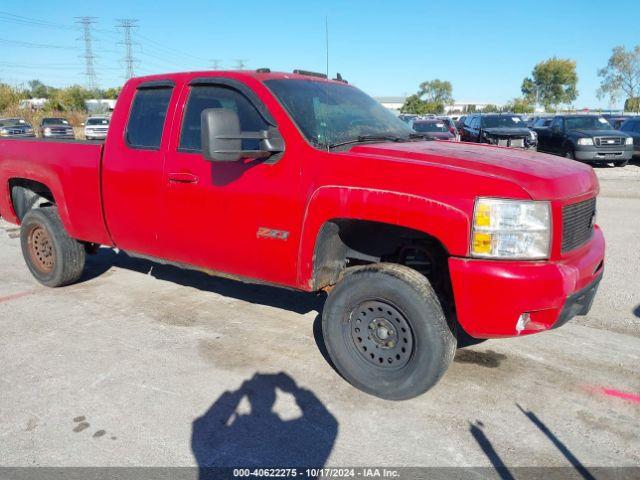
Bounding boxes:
[349,300,414,369]
[28,225,54,273]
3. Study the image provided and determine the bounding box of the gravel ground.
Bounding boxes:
[0,167,638,474]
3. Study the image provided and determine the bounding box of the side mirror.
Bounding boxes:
[201,108,284,162]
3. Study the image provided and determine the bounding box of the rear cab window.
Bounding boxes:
[126,85,174,149]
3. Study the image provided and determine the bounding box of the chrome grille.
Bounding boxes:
[562,198,596,252]
[495,138,525,148]
[594,136,623,147]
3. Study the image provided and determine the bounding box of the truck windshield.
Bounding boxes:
[264,79,412,149]
[482,116,525,128]
[87,118,109,126]
[413,121,448,133]
[42,118,68,125]
[565,117,613,131]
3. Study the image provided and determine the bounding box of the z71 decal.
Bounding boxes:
[257,227,290,241]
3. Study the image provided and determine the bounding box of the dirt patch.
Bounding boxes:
[454,349,507,368]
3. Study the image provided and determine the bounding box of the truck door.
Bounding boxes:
[101,80,176,256]
[159,78,302,287]
[547,117,565,154]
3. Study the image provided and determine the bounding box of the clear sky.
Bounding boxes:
[1,0,639,108]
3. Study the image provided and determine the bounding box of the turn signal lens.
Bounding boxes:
[471,198,551,259]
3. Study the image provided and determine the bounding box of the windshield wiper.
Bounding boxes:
[407,132,436,140]
[327,134,406,149]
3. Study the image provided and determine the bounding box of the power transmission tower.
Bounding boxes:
[210,59,222,70]
[234,59,247,70]
[116,19,139,80]
[75,16,98,90]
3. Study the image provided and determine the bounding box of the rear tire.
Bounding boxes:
[20,207,86,287]
[616,160,629,167]
[322,263,456,400]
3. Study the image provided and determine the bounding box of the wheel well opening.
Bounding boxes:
[312,219,452,304]
[9,178,55,222]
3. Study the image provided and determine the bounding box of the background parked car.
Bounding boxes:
[436,116,460,141]
[619,117,640,158]
[411,119,456,141]
[607,115,637,130]
[0,118,35,138]
[536,115,633,166]
[83,116,110,140]
[460,113,537,149]
[531,117,554,129]
[39,117,75,139]
[398,114,418,124]
[455,115,466,132]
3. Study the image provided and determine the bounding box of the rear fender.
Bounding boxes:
[1,167,71,233]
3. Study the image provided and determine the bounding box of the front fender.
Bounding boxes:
[296,185,470,289]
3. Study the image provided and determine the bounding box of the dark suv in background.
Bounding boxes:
[460,113,537,149]
[0,118,35,138]
[39,117,75,139]
[535,115,633,166]
[619,117,640,158]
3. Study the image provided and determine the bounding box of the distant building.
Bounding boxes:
[85,99,117,113]
[18,98,47,110]
[374,96,406,115]
[375,97,506,115]
[445,102,503,113]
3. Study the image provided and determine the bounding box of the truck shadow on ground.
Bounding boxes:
[471,405,596,480]
[192,372,338,479]
[83,248,340,373]
[82,248,325,315]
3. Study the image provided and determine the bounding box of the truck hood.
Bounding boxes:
[482,127,531,137]
[569,128,629,137]
[349,140,598,201]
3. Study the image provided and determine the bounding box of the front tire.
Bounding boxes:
[322,263,456,400]
[563,148,575,160]
[616,160,629,167]
[20,207,86,287]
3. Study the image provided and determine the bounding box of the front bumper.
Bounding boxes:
[85,131,108,139]
[575,146,632,163]
[449,226,605,338]
[44,133,75,139]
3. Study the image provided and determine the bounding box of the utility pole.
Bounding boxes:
[210,59,222,70]
[234,59,247,70]
[75,16,98,90]
[116,19,139,80]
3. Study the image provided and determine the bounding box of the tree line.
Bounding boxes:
[0,80,121,113]
[401,45,640,115]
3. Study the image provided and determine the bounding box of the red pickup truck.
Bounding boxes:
[0,70,604,400]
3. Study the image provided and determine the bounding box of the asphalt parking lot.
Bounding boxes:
[0,164,639,475]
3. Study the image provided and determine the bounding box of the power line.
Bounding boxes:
[234,59,248,70]
[210,59,222,70]
[75,16,99,90]
[0,11,78,31]
[116,19,139,80]
[0,37,75,50]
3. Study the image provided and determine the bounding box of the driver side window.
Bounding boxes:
[550,117,563,130]
[179,85,268,152]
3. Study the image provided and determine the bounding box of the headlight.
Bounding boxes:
[577,138,594,146]
[471,198,551,259]
[44,128,52,135]
[0,128,8,136]
[625,137,633,145]
[25,128,34,134]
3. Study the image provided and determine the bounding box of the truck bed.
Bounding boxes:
[0,137,112,245]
